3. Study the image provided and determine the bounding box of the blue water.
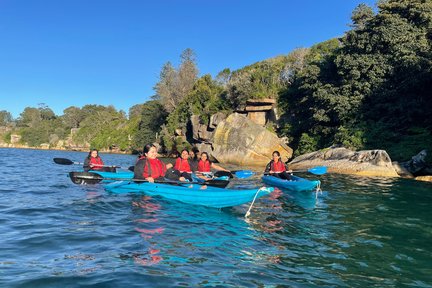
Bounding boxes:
[0,148,431,287]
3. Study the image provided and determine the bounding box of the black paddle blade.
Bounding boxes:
[128,166,135,172]
[69,172,103,185]
[204,179,229,188]
[213,171,234,179]
[54,158,74,165]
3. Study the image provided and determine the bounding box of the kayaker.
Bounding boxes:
[174,149,195,182]
[83,149,114,172]
[134,144,185,183]
[264,151,293,180]
[196,152,230,179]
[188,148,199,172]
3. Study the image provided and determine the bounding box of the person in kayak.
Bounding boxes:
[196,152,230,179]
[174,149,195,182]
[264,151,293,180]
[83,149,115,172]
[188,148,199,172]
[134,144,185,183]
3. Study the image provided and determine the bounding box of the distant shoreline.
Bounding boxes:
[0,145,132,155]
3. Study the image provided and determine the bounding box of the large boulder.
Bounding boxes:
[399,150,428,175]
[190,115,214,142]
[211,113,292,166]
[289,146,399,177]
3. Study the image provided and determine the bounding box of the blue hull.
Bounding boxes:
[262,175,320,192]
[104,181,273,208]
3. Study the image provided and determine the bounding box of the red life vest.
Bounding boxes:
[175,158,192,173]
[143,158,166,179]
[197,159,211,172]
[89,157,104,170]
[271,160,286,173]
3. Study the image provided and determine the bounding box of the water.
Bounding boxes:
[0,148,431,287]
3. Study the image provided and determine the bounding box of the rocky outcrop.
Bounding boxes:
[398,150,429,175]
[415,176,432,182]
[211,113,292,166]
[288,146,399,177]
[190,115,214,142]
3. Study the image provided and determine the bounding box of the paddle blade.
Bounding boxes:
[54,158,74,165]
[233,170,255,179]
[213,171,234,179]
[204,179,229,188]
[69,172,103,185]
[307,166,327,175]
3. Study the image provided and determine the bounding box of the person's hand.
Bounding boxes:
[179,176,186,182]
[146,177,155,183]
[287,170,293,174]
[166,163,173,169]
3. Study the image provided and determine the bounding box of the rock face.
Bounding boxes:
[211,113,292,166]
[288,147,399,177]
[415,176,432,182]
[399,150,428,175]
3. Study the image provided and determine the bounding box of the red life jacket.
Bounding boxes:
[89,157,104,170]
[271,160,286,173]
[197,159,211,172]
[175,158,192,173]
[143,158,166,179]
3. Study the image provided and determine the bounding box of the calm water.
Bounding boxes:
[0,148,431,287]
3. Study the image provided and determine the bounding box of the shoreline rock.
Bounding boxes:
[288,147,399,177]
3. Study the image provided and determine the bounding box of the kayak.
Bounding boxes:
[104,181,273,208]
[261,175,320,192]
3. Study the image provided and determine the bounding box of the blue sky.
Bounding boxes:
[0,0,377,119]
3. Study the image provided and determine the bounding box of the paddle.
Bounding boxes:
[264,166,328,176]
[69,172,229,188]
[53,157,134,171]
[214,170,255,179]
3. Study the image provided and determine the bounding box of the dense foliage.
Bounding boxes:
[278,0,432,160]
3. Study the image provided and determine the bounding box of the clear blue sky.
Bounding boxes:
[0,0,377,119]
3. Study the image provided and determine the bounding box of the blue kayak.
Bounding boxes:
[262,175,320,192]
[104,181,273,208]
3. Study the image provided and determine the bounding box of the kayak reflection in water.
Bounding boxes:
[264,151,293,180]
[134,144,186,183]
[83,149,114,172]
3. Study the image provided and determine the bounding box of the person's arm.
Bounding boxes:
[134,159,145,179]
[211,163,229,172]
[83,158,90,171]
[264,161,272,173]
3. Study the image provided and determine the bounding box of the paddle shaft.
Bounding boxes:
[53,157,132,170]
[69,172,228,187]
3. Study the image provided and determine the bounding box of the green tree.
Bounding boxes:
[62,106,84,129]
[154,48,199,112]
[133,100,168,149]
[0,110,13,126]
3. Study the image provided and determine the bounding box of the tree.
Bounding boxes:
[154,48,199,112]
[62,106,84,129]
[133,100,168,148]
[18,107,41,128]
[0,110,13,126]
